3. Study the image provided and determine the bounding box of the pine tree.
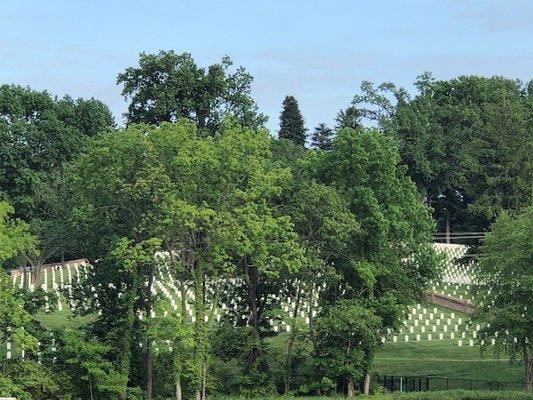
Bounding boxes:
[311,123,334,150]
[278,95,307,145]
[335,105,361,131]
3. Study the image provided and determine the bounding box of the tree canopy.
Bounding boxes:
[474,206,533,391]
[117,51,267,132]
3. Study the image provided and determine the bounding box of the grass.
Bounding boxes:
[34,308,95,330]
[375,341,523,383]
[212,391,533,399]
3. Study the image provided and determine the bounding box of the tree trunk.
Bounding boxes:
[284,283,302,394]
[445,207,451,244]
[175,378,182,400]
[347,377,355,397]
[118,275,139,400]
[246,261,261,365]
[202,363,207,400]
[89,375,95,400]
[308,282,318,352]
[146,263,154,400]
[363,373,371,395]
[180,281,187,318]
[192,262,207,400]
[525,345,533,392]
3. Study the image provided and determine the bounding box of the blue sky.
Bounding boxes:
[1,0,532,132]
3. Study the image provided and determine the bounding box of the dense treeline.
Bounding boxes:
[0,51,531,399]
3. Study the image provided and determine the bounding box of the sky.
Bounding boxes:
[1,0,532,133]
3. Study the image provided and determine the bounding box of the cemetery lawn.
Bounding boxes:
[35,308,96,330]
[375,341,523,382]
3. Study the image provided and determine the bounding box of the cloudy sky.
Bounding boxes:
[1,0,532,132]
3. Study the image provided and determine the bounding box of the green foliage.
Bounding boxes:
[314,300,381,385]
[473,206,533,389]
[0,360,71,400]
[0,201,35,264]
[278,95,307,146]
[0,84,114,267]
[117,51,267,131]
[306,127,438,393]
[351,74,532,233]
[334,105,362,131]
[311,123,334,151]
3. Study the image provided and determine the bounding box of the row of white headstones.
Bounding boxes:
[6,243,509,359]
[12,262,89,312]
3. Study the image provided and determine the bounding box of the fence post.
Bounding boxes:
[446,378,449,390]
[418,377,422,391]
[426,376,429,391]
[469,379,472,390]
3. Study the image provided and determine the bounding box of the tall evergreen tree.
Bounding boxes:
[278,95,307,145]
[311,123,334,150]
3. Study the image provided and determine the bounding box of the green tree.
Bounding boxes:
[311,128,438,395]
[0,201,47,400]
[474,206,533,391]
[278,95,307,146]
[75,120,304,399]
[311,123,334,150]
[59,329,124,400]
[351,74,533,237]
[74,125,169,400]
[117,51,267,131]
[334,105,361,131]
[0,84,114,273]
[314,300,381,396]
[0,201,35,264]
[0,360,68,400]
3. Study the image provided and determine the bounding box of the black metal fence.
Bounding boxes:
[376,375,524,392]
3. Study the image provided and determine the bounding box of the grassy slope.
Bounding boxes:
[34,308,96,330]
[375,341,523,383]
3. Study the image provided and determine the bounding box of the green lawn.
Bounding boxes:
[375,341,523,383]
[34,308,95,330]
[213,391,533,399]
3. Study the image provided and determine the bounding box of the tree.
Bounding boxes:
[74,124,171,400]
[473,206,533,391]
[74,120,305,399]
[59,329,124,400]
[314,300,381,396]
[0,84,114,272]
[311,127,438,395]
[0,201,35,264]
[278,96,307,146]
[281,178,358,393]
[311,123,334,150]
[117,51,267,131]
[349,74,533,237]
[334,106,361,131]
[0,201,51,400]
